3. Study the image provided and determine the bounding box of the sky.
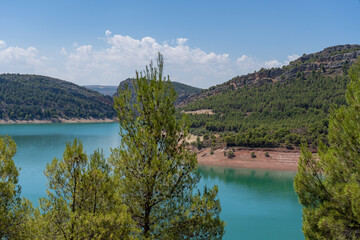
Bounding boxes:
[0,0,359,88]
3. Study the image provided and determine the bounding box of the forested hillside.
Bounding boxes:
[115,78,202,106]
[0,74,116,121]
[182,45,360,149]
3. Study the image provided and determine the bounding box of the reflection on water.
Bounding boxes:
[199,165,296,195]
[0,123,303,240]
[198,165,303,240]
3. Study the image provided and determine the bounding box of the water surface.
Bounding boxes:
[0,123,303,239]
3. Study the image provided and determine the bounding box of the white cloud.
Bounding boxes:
[60,47,67,55]
[0,40,6,49]
[264,59,283,68]
[285,54,300,65]
[61,32,233,87]
[105,29,112,37]
[0,47,45,66]
[236,55,260,74]
[0,34,299,89]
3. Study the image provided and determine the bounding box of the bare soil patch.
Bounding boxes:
[196,147,301,171]
[182,109,215,115]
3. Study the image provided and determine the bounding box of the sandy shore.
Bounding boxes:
[0,118,118,124]
[196,147,301,171]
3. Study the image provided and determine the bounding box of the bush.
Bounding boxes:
[265,152,270,157]
[210,150,214,155]
[227,150,235,158]
[251,152,256,158]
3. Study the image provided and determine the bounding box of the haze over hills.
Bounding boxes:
[181,44,360,149]
[0,74,117,122]
[84,85,118,96]
[115,78,203,106]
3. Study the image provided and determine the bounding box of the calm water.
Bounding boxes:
[0,123,304,239]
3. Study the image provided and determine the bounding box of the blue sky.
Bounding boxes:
[0,0,359,88]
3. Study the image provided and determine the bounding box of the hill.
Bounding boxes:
[0,74,117,121]
[115,78,202,106]
[84,85,118,96]
[182,44,360,149]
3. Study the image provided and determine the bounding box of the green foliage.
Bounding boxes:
[294,61,360,239]
[184,71,348,148]
[196,136,203,150]
[250,152,256,158]
[115,78,202,106]
[0,135,33,239]
[265,152,270,157]
[111,53,225,239]
[0,74,116,120]
[227,150,235,159]
[36,139,135,239]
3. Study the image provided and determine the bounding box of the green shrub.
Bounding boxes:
[228,150,235,158]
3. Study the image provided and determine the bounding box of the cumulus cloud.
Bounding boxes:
[0,34,299,88]
[62,32,233,87]
[264,59,283,68]
[0,41,49,74]
[0,40,6,48]
[285,54,300,65]
[105,29,112,37]
[236,55,260,74]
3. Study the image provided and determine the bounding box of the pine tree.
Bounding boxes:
[36,139,135,239]
[0,135,32,239]
[294,61,360,239]
[110,53,225,239]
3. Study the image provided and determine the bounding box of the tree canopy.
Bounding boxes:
[110,53,225,239]
[294,61,360,239]
[0,136,32,239]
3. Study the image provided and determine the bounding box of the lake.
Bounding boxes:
[0,122,304,239]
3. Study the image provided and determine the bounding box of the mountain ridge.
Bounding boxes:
[179,44,360,107]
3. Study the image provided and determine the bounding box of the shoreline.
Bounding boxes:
[196,147,301,171]
[0,118,118,124]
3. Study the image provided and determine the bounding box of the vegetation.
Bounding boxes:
[0,74,116,121]
[0,136,32,239]
[0,55,224,239]
[294,61,360,239]
[227,150,235,159]
[36,140,135,239]
[183,70,348,149]
[111,53,224,239]
[115,78,202,106]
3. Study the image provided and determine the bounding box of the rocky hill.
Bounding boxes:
[115,78,202,106]
[180,44,360,107]
[181,44,360,149]
[0,74,116,121]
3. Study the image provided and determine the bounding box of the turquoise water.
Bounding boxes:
[0,123,303,239]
